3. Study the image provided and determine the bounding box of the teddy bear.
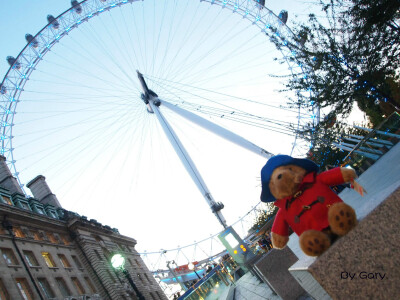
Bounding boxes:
[260,155,365,256]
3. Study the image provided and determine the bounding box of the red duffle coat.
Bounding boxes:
[271,167,346,237]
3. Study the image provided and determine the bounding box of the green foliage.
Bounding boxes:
[268,0,400,126]
[250,203,278,232]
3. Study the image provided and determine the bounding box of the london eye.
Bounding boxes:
[0,0,316,287]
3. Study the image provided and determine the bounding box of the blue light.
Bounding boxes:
[88,13,93,18]
[0,136,7,141]
[111,3,117,7]
[56,35,61,40]
[77,20,82,24]
[255,16,260,22]
[265,24,270,29]
[234,5,238,10]
[98,8,104,12]
[66,27,71,32]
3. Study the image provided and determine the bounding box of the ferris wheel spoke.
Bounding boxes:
[43,42,138,93]
[160,1,213,80]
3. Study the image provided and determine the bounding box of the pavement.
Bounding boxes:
[219,272,281,300]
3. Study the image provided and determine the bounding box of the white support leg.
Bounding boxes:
[148,100,227,228]
[160,99,273,159]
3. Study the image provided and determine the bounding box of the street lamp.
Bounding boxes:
[188,262,201,280]
[110,254,145,300]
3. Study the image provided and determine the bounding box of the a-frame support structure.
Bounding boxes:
[137,71,273,229]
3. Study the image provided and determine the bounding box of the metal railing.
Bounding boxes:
[340,112,400,174]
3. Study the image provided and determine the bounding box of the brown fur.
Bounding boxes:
[328,202,357,236]
[299,230,331,257]
[340,167,357,182]
[271,232,289,249]
[269,165,307,200]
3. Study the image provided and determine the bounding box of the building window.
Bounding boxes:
[58,254,71,268]
[71,277,85,295]
[72,255,83,269]
[1,196,12,205]
[36,208,45,215]
[128,258,134,267]
[56,278,71,297]
[46,232,58,244]
[41,252,56,268]
[84,277,96,294]
[20,202,31,210]
[155,291,163,300]
[0,278,10,300]
[149,292,157,300]
[93,250,102,261]
[32,231,43,241]
[144,273,152,284]
[13,227,26,238]
[135,258,141,267]
[137,273,145,285]
[106,270,116,283]
[15,278,33,300]
[1,248,19,265]
[23,251,40,267]
[37,278,55,298]
[60,235,70,245]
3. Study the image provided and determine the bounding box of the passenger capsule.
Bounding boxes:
[257,0,265,6]
[0,85,6,95]
[47,15,60,30]
[71,1,82,14]
[25,34,39,48]
[6,56,21,70]
[279,10,288,24]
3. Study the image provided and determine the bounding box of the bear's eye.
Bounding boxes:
[289,167,292,171]
[277,174,282,180]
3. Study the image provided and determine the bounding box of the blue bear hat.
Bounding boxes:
[260,154,319,203]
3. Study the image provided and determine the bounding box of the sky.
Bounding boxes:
[0,0,332,266]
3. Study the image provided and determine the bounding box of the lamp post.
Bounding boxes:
[111,254,145,300]
[188,262,201,280]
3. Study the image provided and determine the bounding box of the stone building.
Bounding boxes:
[0,156,167,300]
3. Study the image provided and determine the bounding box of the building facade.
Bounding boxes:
[0,156,167,300]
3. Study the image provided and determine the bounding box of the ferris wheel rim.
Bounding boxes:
[0,0,313,257]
